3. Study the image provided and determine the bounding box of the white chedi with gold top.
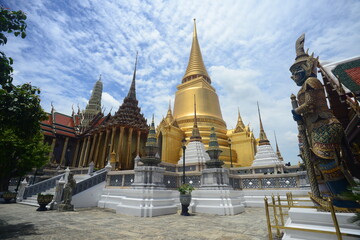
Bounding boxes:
[178,141,210,164]
[252,103,283,167]
[252,144,282,167]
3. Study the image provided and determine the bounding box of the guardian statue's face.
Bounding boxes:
[291,64,306,86]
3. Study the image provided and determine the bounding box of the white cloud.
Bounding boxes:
[3,0,359,164]
[102,92,121,114]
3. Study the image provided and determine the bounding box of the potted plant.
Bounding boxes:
[37,193,54,211]
[178,184,194,216]
[2,191,17,203]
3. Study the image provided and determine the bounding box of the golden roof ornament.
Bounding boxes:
[234,107,246,133]
[190,95,202,142]
[257,102,270,146]
[274,131,284,161]
[165,99,173,123]
[182,19,211,84]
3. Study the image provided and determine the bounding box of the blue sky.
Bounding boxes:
[2,0,360,164]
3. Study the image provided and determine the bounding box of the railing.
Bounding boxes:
[73,168,108,195]
[23,173,65,199]
[70,167,89,175]
[264,192,359,240]
[106,168,307,190]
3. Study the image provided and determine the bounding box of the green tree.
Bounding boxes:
[0,7,50,191]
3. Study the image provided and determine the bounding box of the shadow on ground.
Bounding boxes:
[0,219,38,239]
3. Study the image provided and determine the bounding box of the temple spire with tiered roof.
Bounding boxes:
[80,75,103,130]
[257,102,270,146]
[182,19,211,84]
[127,52,138,100]
[108,53,147,132]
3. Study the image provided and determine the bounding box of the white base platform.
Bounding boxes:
[283,208,360,240]
[191,189,245,215]
[98,188,177,217]
[242,189,311,207]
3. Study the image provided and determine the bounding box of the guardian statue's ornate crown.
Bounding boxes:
[290,34,319,77]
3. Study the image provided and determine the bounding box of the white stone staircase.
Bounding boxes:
[19,187,57,207]
[18,174,90,208]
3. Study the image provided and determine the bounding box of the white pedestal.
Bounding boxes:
[190,167,245,215]
[116,188,177,217]
[132,166,165,188]
[191,189,245,215]
[283,208,360,240]
[98,165,177,217]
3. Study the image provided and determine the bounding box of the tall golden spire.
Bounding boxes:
[274,131,284,161]
[257,102,270,146]
[190,95,202,142]
[182,19,211,84]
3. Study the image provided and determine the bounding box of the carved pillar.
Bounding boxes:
[60,137,69,166]
[136,130,141,156]
[100,129,110,168]
[126,128,133,169]
[110,126,116,152]
[88,133,98,165]
[94,131,103,168]
[117,127,125,169]
[48,138,56,162]
[78,138,87,167]
[71,140,80,167]
[83,136,91,166]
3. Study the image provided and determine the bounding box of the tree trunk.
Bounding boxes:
[0,176,10,192]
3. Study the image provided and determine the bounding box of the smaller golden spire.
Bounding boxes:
[190,95,202,142]
[257,102,270,146]
[165,99,174,124]
[234,107,246,133]
[274,131,284,161]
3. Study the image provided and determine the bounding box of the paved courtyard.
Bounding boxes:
[0,203,271,240]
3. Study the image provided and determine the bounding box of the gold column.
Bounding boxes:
[88,133,98,164]
[126,128,133,169]
[78,138,87,167]
[116,127,125,169]
[100,129,110,168]
[94,132,103,168]
[83,136,91,166]
[48,138,56,162]
[71,140,80,167]
[136,130,141,155]
[60,137,69,166]
[110,126,116,152]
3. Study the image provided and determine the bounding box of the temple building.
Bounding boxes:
[157,20,257,167]
[41,55,149,170]
[41,21,286,170]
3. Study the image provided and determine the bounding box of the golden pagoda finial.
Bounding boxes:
[182,19,211,84]
[274,131,284,161]
[190,95,202,142]
[257,101,270,145]
[234,107,246,133]
[165,99,174,124]
[193,18,197,38]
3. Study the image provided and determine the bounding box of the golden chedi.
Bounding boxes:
[157,19,256,166]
